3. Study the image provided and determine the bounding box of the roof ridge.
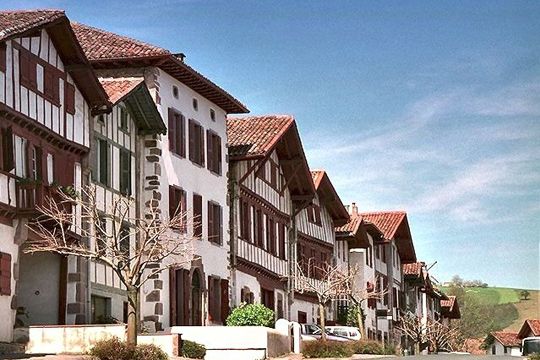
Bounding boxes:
[0,9,64,14]
[360,210,407,215]
[71,21,170,55]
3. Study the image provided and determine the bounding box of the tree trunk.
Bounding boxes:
[357,304,366,340]
[319,303,326,341]
[127,286,139,345]
[414,341,420,355]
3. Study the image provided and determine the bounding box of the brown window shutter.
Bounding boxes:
[188,120,195,162]
[220,279,229,324]
[217,205,222,244]
[279,223,285,259]
[206,130,213,172]
[256,210,263,247]
[199,125,205,166]
[207,201,214,242]
[65,83,75,115]
[169,186,176,219]
[0,43,6,73]
[193,194,202,238]
[182,269,190,325]
[215,135,222,175]
[179,114,186,157]
[2,126,13,171]
[35,146,43,181]
[208,276,215,321]
[0,253,11,296]
[181,189,187,232]
[168,108,176,153]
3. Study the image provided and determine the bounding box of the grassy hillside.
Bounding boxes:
[441,286,539,332]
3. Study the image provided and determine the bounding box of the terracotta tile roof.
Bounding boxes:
[336,214,363,234]
[519,319,540,338]
[360,211,407,240]
[0,9,65,41]
[491,332,521,347]
[441,295,456,309]
[227,115,294,158]
[71,22,169,60]
[99,77,144,104]
[403,262,423,276]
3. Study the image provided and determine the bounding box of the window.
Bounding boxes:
[261,288,274,310]
[207,201,222,244]
[119,107,128,131]
[192,98,198,111]
[0,252,11,296]
[375,244,380,259]
[168,108,186,157]
[381,244,386,263]
[19,50,37,90]
[97,114,105,124]
[278,223,286,259]
[65,82,75,115]
[267,217,276,255]
[207,276,221,322]
[119,149,131,195]
[240,200,251,242]
[46,153,54,185]
[172,85,179,99]
[307,204,322,226]
[0,42,6,73]
[193,194,203,238]
[188,119,204,166]
[43,66,60,104]
[95,138,109,186]
[209,109,215,121]
[254,209,263,248]
[206,130,222,175]
[169,186,187,232]
[13,135,27,178]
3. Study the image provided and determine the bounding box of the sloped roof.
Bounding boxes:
[0,9,64,41]
[441,295,461,319]
[310,170,349,226]
[518,319,540,338]
[490,332,521,347]
[0,10,110,114]
[403,262,423,276]
[72,22,248,114]
[227,115,315,206]
[99,77,166,135]
[360,211,416,263]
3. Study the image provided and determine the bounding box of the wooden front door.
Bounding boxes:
[169,268,190,326]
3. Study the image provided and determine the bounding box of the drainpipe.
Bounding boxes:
[228,162,238,306]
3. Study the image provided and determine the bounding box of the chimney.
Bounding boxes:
[350,202,358,216]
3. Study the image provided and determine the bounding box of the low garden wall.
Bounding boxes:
[27,324,179,356]
[170,325,291,360]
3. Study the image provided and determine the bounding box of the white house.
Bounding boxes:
[0,10,110,341]
[73,23,249,329]
[227,115,315,321]
[487,332,522,356]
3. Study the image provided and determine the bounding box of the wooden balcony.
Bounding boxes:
[15,180,73,218]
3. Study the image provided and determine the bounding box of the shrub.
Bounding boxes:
[528,353,540,360]
[350,340,384,354]
[225,303,275,327]
[302,340,354,358]
[383,343,397,355]
[89,337,167,360]
[182,340,206,359]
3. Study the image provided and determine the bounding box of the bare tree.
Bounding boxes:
[395,311,428,354]
[25,185,196,345]
[426,319,461,353]
[294,260,355,341]
[349,271,388,340]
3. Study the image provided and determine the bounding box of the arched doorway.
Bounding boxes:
[191,270,202,325]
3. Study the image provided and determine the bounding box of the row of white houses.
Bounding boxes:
[0,9,459,351]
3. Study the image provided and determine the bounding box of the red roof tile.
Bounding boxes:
[336,214,363,234]
[71,22,169,61]
[99,77,144,104]
[491,332,521,347]
[519,319,540,338]
[403,262,423,276]
[0,9,64,41]
[227,115,294,158]
[360,211,406,240]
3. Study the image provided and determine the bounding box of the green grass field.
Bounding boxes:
[441,286,539,332]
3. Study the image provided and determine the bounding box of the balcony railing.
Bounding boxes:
[15,180,73,217]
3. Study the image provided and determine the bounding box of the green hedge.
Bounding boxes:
[88,337,167,360]
[182,340,206,359]
[303,340,354,358]
[225,303,275,327]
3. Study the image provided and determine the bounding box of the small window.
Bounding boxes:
[207,201,222,244]
[209,109,215,121]
[192,98,198,111]
[97,114,105,124]
[119,149,131,195]
[95,138,109,186]
[46,153,54,185]
[172,85,179,99]
[65,82,76,115]
[119,107,128,131]
[0,42,6,73]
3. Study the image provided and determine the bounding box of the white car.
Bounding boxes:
[325,326,362,340]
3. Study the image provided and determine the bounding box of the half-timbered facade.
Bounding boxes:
[73,23,248,329]
[88,77,165,324]
[0,10,109,341]
[292,170,349,324]
[227,115,315,320]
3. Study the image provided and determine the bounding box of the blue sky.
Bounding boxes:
[7,1,540,289]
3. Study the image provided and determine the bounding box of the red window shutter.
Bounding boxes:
[0,43,6,73]
[193,194,202,238]
[2,126,14,171]
[206,130,213,172]
[65,82,75,115]
[0,253,11,296]
[168,108,176,153]
[220,279,229,324]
